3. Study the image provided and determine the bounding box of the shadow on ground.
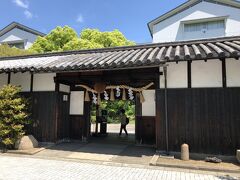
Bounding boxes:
[35,134,155,165]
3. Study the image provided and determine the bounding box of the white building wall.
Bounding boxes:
[152,1,240,42]
[0,74,8,88]
[226,58,240,87]
[142,90,156,116]
[191,60,222,87]
[0,28,39,49]
[59,84,70,93]
[160,62,188,89]
[70,91,84,115]
[33,73,56,91]
[11,72,31,92]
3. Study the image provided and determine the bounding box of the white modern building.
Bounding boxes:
[148,0,240,43]
[0,22,45,49]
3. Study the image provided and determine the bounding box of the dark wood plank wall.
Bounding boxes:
[22,92,57,142]
[136,116,156,145]
[56,92,70,140]
[156,88,240,155]
[69,115,85,139]
[22,92,70,142]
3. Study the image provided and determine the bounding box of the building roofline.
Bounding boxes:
[0,22,46,37]
[0,35,239,73]
[0,35,239,61]
[147,0,240,36]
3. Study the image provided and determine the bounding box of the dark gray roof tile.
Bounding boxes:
[0,36,240,73]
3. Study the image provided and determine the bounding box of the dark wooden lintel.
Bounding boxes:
[187,61,192,88]
[7,72,11,84]
[56,68,159,89]
[221,58,226,88]
[30,73,34,92]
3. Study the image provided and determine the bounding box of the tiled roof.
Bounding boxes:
[0,22,45,37]
[0,36,240,73]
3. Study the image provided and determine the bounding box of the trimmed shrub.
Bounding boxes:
[0,85,30,149]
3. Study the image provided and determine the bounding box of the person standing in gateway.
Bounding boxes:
[119,109,128,136]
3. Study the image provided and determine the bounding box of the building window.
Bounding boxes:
[184,20,225,33]
[7,42,25,49]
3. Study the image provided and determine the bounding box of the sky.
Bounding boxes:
[0,0,187,43]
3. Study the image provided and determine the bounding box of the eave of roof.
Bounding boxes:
[0,35,239,73]
[0,22,46,37]
[147,0,240,37]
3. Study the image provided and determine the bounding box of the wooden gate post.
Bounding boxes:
[83,101,91,140]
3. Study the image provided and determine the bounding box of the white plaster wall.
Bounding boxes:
[70,91,84,115]
[33,73,56,91]
[0,74,8,88]
[0,28,39,49]
[142,90,156,116]
[59,84,70,93]
[160,62,188,89]
[191,60,222,87]
[11,72,31,92]
[152,1,240,42]
[226,58,240,87]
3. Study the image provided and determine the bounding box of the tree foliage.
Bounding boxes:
[91,100,135,124]
[30,26,78,53]
[30,26,135,53]
[0,44,32,57]
[80,29,135,48]
[63,38,103,51]
[0,85,30,149]
[101,100,135,123]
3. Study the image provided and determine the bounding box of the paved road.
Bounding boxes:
[0,155,238,180]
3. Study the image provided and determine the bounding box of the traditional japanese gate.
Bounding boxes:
[55,67,160,145]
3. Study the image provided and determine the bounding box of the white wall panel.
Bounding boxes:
[160,62,188,89]
[0,74,8,88]
[59,84,70,93]
[226,58,240,87]
[142,90,156,116]
[11,72,31,92]
[70,91,84,115]
[33,73,56,91]
[192,60,222,87]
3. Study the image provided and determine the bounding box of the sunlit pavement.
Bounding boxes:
[91,123,135,134]
[0,155,238,180]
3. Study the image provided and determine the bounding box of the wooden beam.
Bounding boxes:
[187,61,192,88]
[7,72,11,84]
[135,93,142,144]
[155,89,164,150]
[83,101,91,140]
[30,73,34,92]
[55,82,59,92]
[221,58,226,88]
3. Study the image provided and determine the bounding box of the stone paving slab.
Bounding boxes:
[67,143,127,161]
[111,145,155,165]
[0,155,239,180]
[156,157,240,174]
[6,147,45,155]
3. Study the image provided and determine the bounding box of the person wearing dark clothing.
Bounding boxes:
[119,109,128,136]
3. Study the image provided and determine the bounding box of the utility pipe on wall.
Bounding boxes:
[163,64,169,155]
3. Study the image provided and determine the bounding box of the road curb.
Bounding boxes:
[153,162,240,174]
